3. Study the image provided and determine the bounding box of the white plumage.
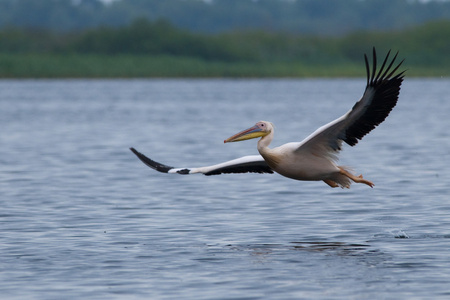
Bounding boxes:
[131,48,405,188]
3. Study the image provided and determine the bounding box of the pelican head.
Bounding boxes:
[224,121,272,143]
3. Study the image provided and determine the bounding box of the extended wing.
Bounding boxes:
[296,48,405,161]
[130,147,273,176]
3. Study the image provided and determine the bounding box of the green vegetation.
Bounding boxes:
[0,19,449,78]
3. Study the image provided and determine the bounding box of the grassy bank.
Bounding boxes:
[0,53,447,78]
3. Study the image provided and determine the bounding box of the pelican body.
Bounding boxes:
[224,121,370,188]
[131,48,405,188]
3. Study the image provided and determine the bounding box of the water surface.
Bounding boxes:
[1,78,450,299]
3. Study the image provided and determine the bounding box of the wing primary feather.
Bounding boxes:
[343,48,405,146]
[379,51,398,80]
[364,54,370,86]
[130,147,174,173]
[385,58,405,79]
[371,47,377,84]
[374,49,391,83]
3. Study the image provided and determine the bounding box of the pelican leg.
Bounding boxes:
[323,179,339,188]
[339,167,374,188]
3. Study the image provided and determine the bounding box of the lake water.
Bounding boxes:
[1,78,449,299]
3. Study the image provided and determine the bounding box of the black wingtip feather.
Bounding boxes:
[364,54,370,86]
[129,147,174,173]
[374,49,391,83]
[343,48,405,147]
[371,47,377,84]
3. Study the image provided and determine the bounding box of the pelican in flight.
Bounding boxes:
[130,48,405,188]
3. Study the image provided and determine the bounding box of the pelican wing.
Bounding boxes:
[296,48,405,161]
[130,147,273,176]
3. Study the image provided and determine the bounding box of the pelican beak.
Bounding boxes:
[224,125,268,143]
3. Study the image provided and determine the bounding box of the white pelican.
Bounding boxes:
[130,48,405,188]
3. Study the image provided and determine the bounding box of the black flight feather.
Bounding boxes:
[343,48,405,147]
[204,162,273,176]
[130,147,174,173]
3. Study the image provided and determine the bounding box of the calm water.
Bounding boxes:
[1,78,449,299]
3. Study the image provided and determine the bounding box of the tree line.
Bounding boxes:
[0,18,449,67]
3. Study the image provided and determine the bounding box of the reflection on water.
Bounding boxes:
[227,241,378,264]
[290,241,369,253]
[229,241,370,254]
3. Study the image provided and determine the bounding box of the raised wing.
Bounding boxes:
[296,47,405,161]
[130,147,273,176]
